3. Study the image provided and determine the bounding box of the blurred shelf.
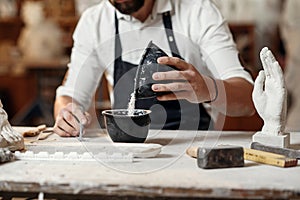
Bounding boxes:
[53,16,79,49]
[229,23,255,69]
[0,17,22,43]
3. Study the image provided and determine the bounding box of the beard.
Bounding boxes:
[110,0,145,15]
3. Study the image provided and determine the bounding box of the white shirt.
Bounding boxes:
[56,0,253,110]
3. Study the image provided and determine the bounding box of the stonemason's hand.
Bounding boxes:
[252,47,287,135]
[53,102,91,137]
[151,57,217,103]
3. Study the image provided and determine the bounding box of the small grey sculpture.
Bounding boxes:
[0,148,15,163]
[0,100,24,151]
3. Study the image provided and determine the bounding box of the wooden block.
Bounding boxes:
[37,124,47,131]
[244,148,298,168]
[37,131,54,140]
[22,124,47,137]
[22,128,40,137]
[186,146,198,158]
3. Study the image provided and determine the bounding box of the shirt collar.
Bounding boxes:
[109,0,173,21]
[155,0,172,15]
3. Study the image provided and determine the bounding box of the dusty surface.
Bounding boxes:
[1,127,300,199]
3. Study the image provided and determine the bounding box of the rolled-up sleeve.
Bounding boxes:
[196,0,253,83]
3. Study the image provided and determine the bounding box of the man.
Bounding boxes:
[53,0,255,137]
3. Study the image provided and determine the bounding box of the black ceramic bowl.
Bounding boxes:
[102,109,151,143]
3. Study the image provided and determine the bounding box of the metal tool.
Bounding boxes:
[251,142,300,160]
[79,122,84,141]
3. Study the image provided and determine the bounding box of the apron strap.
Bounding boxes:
[114,12,122,62]
[114,12,128,86]
[162,11,182,59]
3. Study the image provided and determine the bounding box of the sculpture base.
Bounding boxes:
[252,132,290,148]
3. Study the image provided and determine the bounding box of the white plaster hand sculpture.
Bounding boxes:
[0,100,24,151]
[252,47,289,147]
[253,47,287,135]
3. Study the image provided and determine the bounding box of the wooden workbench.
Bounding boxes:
[0,128,300,199]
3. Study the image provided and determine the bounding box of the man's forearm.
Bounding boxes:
[54,96,73,120]
[210,77,256,117]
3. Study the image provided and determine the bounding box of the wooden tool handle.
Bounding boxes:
[186,146,198,158]
[244,148,298,168]
[37,131,54,140]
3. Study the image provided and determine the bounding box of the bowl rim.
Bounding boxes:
[102,109,151,117]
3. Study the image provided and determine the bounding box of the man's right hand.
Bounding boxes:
[53,101,91,137]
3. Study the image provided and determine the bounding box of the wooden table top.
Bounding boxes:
[1,127,300,199]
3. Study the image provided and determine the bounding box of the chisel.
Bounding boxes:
[79,122,84,141]
[251,142,300,160]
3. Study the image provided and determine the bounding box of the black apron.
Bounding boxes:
[113,11,211,130]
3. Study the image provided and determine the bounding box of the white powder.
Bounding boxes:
[127,92,136,116]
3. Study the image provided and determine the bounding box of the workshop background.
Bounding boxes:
[0,0,296,131]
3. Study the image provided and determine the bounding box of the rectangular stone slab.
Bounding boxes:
[197,146,244,169]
